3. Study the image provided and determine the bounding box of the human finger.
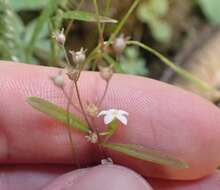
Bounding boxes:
[0,61,220,180]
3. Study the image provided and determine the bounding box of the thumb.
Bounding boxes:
[43,165,153,190]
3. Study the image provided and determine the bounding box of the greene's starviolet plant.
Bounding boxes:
[28,0,220,170]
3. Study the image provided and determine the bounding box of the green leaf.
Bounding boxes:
[27,97,90,133]
[9,0,49,11]
[101,142,188,169]
[62,10,118,23]
[120,47,149,76]
[26,0,60,62]
[136,0,171,43]
[24,19,49,45]
[137,0,168,22]
[150,19,172,43]
[150,0,168,16]
[198,0,220,24]
[0,0,25,62]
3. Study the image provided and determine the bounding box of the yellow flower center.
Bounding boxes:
[112,111,118,117]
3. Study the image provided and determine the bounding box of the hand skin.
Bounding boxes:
[0,61,220,189]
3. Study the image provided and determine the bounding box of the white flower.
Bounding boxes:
[98,109,129,125]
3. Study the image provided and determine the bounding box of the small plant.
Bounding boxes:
[26,0,219,169]
[26,0,189,169]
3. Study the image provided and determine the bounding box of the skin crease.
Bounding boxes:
[0,61,220,189]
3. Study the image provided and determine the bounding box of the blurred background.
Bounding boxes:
[1,0,220,100]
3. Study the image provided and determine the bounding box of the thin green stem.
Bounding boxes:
[101,0,111,33]
[74,80,93,131]
[107,0,140,46]
[127,40,215,93]
[104,0,111,16]
[65,0,84,36]
[62,46,71,65]
[65,85,80,168]
[62,45,93,131]
[61,88,80,112]
[90,118,109,159]
[93,0,104,45]
[97,81,109,108]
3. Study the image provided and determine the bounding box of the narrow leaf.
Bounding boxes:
[62,10,118,23]
[27,97,90,133]
[26,0,59,62]
[101,142,188,169]
[9,0,49,11]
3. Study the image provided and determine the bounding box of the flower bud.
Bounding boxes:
[86,102,98,117]
[113,34,129,54]
[99,66,113,81]
[69,48,86,65]
[65,65,80,82]
[66,69,80,82]
[50,73,65,88]
[101,157,113,165]
[52,28,66,46]
[85,131,98,144]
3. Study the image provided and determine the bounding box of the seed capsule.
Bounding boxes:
[99,66,113,81]
[52,28,66,46]
[69,48,87,65]
[50,73,65,88]
[113,34,129,54]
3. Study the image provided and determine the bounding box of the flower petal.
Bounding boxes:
[118,110,129,116]
[104,114,115,125]
[116,114,128,125]
[108,109,118,114]
[97,110,108,117]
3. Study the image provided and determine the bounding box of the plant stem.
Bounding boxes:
[104,0,111,17]
[127,40,215,93]
[61,88,80,112]
[62,46,71,65]
[74,80,93,131]
[93,0,104,45]
[62,45,93,131]
[65,0,84,36]
[90,118,109,159]
[106,0,140,46]
[101,0,111,34]
[65,85,80,168]
[97,81,109,108]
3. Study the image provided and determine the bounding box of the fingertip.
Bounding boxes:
[43,164,153,190]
